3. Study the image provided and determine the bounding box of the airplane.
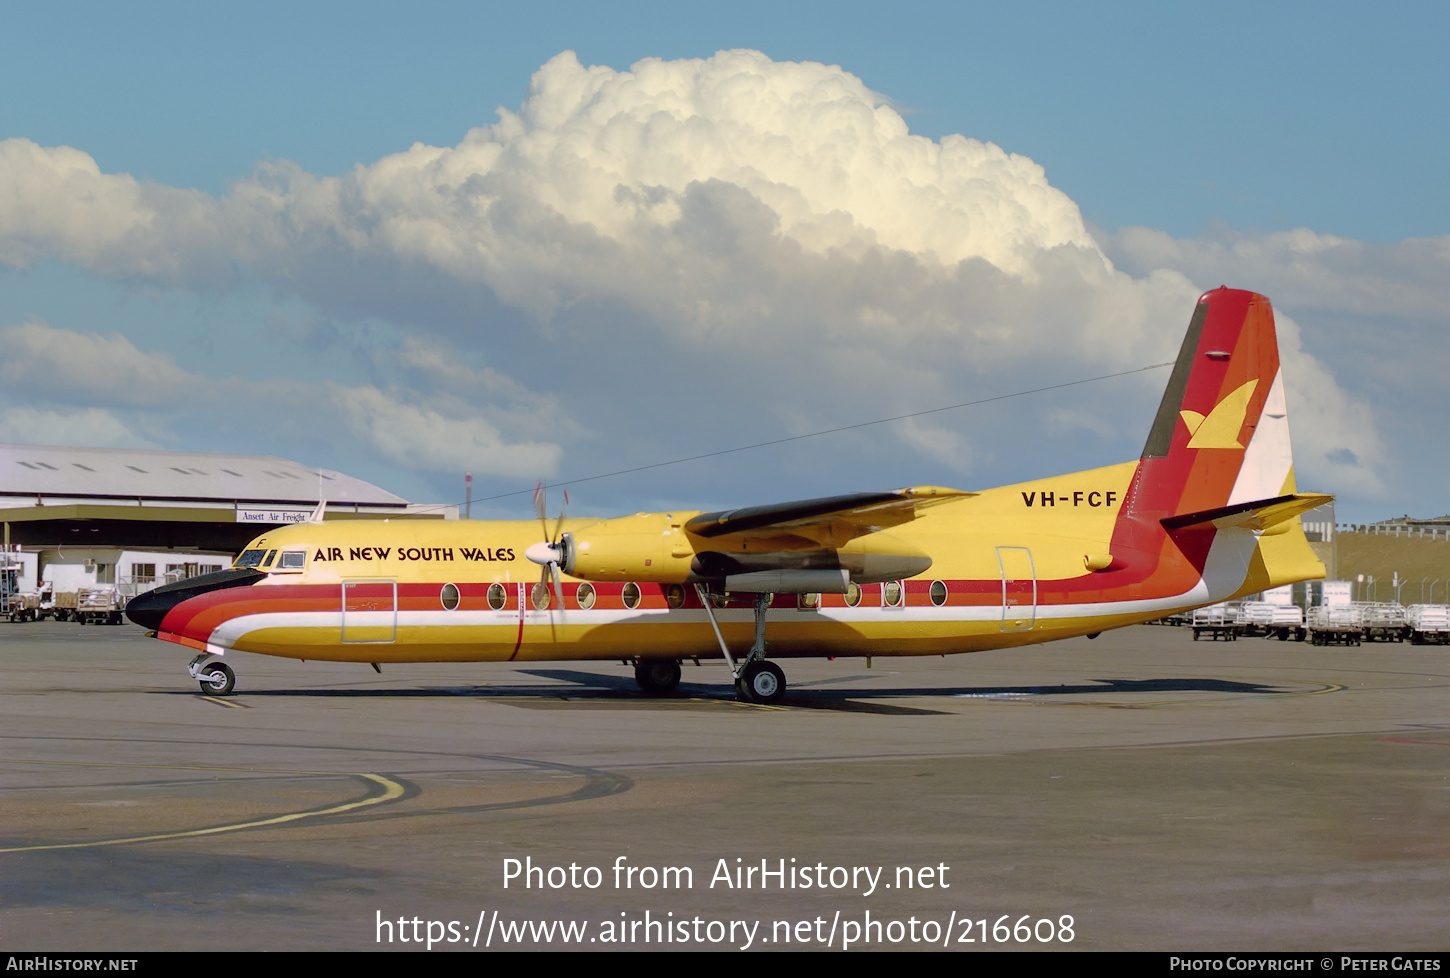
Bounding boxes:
[126,287,1330,703]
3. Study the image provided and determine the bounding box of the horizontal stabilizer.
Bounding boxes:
[1160,493,1333,533]
[686,485,973,540]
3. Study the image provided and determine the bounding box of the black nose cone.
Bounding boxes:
[125,568,266,630]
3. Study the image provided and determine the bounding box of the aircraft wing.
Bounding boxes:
[685,485,973,543]
[1160,492,1333,533]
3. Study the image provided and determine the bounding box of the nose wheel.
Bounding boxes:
[198,662,235,696]
[188,654,236,696]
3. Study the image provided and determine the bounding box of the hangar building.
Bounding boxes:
[1,443,453,602]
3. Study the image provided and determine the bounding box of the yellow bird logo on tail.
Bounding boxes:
[1180,379,1257,449]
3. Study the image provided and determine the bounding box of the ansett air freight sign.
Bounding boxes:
[236,509,314,525]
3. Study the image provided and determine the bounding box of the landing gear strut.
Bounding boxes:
[695,586,787,705]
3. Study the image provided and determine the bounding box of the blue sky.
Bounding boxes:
[1,1,1446,522]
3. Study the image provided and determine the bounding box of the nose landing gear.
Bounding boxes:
[189,654,236,696]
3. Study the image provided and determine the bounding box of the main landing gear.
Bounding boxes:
[634,658,682,695]
[695,586,788,705]
[736,659,785,703]
[188,653,235,696]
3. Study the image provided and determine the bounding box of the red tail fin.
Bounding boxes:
[1125,287,1293,522]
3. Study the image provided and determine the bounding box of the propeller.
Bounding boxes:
[524,481,569,619]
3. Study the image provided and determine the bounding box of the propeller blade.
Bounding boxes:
[533,481,549,540]
[550,561,566,624]
[551,489,569,544]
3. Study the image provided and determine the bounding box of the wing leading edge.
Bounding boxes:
[685,485,974,541]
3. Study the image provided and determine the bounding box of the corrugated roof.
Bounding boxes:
[0,444,408,506]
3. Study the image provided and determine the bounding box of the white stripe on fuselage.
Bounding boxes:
[203,528,1259,652]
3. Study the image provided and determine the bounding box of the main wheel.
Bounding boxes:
[736,660,786,704]
[634,658,682,695]
[198,662,235,696]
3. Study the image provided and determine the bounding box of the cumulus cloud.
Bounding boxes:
[0,321,201,407]
[0,406,158,449]
[0,321,561,479]
[327,383,562,478]
[0,140,235,286]
[1106,226,1450,322]
[0,49,1404,508]
[1103,225,1450,498]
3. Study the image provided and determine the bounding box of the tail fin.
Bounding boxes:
[1126,287,1303,521]
[1112,287,1327,597]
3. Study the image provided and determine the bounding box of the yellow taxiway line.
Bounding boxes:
[0,762,404,854]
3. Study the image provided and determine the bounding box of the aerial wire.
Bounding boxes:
[445,358,1177,509]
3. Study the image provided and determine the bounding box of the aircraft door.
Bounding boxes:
[342,579,397,643]
[996,547,1036,631]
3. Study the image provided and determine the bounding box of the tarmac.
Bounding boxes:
[1,620,1447,951]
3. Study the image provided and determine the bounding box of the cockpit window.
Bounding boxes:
[235,549,267,568]
[262,550,277,568]
[279,551,307,569]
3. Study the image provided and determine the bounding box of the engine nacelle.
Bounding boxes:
[563,512,931,589]
[563,512,698,583]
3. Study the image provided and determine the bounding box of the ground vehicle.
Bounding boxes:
[74,587,124,626]
[1406,605,1450,645]
[1192,603,1240,641]
[1307,605,1362,646]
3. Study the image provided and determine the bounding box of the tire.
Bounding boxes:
[634,658,682,695]
[198,662,235,696]
[737,660,786,704]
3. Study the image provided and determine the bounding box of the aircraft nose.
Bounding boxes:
[125,568,266,631]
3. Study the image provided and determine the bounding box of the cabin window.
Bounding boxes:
[665,584,685,609]
[797,593,820,611]
[844,582,862,608]
[883,581,904,607]
[576,583,596,610]
[531,582,551,610]
[930,580,948,607]
[622,582,642,610]
[440,583,460,611]
[487,583,507,610]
